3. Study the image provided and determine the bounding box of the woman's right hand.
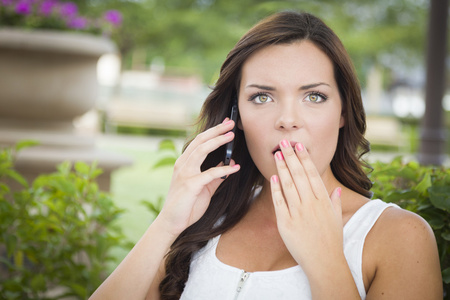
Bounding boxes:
[155,118,240,238]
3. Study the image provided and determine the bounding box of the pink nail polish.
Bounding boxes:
[275,151,284,160]
[337,187,342,197]
[271,175,279,183]
[295,143,304,152]
[281,139,289,148]
[224,131,233,137]
[222,117,230,124]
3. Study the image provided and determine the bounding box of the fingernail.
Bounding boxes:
[337,187,342,197]
[222,117,230,124]
[233,164,240,169]
[295,143,304,152]
[275,151,284,160]
[271,175,279,183]
[281,139,289,148]
[224,132,233,137]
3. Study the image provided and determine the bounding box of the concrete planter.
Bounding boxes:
[0,29,131,190]
[0,28,115,121]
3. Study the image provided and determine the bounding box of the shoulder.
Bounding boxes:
[368,205,438,265]
[372,204,436,250]
[364,204,443,299]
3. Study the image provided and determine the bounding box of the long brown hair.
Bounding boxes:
[159,11,372,299]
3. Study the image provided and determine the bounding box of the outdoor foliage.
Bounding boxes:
[370,157,450,299]
[141,139,179,219]
[148,140,450,298]
[0,141,129,299]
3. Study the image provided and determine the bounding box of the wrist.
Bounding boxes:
[151,213,184,241]
[301,250,347,283]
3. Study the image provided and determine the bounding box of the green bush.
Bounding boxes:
[370,157,450,299]
[0,141,130,299]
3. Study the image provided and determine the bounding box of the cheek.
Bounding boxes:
[240,116,265,155]
[240,114,275,179]
[307,117,341,173]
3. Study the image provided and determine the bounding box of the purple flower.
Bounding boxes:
[39,0,57,16]
[104,10,122,26]
[67,16,87,29]
[15,0,32,15]
[59,1,77,17]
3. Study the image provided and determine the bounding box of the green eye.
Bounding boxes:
[250,93,273,104]
[306,92,328,103]
[259,95,268,102]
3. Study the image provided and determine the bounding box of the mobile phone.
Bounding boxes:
[223,99,238,166]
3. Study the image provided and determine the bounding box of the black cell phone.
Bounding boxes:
[223,99,238,166]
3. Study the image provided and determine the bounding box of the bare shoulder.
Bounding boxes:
[365,204,443,299]
[376,205,435,244]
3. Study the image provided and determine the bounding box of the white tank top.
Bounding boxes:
[180,199,398,300]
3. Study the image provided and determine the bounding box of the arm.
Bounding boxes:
[365,208,443,299]
[90,119,240,300]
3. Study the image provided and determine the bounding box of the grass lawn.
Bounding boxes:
[97,134,185,272]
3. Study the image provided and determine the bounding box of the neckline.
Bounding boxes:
[211,234,302,276]
[210,199,383,275]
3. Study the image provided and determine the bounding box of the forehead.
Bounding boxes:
[240,41,336,88]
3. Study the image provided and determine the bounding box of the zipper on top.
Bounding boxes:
[234,271,250,300]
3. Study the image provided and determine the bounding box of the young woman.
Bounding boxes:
[90,11,442,300]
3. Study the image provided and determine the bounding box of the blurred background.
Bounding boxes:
[0,0,449,297]
[69,0,450,244]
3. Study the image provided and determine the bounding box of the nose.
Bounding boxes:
[274,102,303,130]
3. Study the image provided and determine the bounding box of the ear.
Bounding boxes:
[339,115,345,128]
[237,119,243,130]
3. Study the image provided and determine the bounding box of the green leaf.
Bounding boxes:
[442,267,450,284]
[56,161,72,175]
[50,177,76,195]
[74,161,90,176]
[428,186,450,211]
[5,169,28,187]
[2,279,22,292]
[0,182,10,194]
[399,170,417,182]
[15,140,39,152]
[141,198,164,216]
[158,139,177,151]
[90,167,103,179]
[415,172,431,194]
[423,211,446,229]
[441,232,450,241]
[30,274,46,291]
[384,190,417,203]
[67,283,87,298]
[5,234,18,257]
[14,250,23,268]
[153,156,177,169]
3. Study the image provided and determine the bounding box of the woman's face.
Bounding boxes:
[238,40,344,185]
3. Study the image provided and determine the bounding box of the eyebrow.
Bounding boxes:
[299,82,330,90]
[245,82,330,91]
